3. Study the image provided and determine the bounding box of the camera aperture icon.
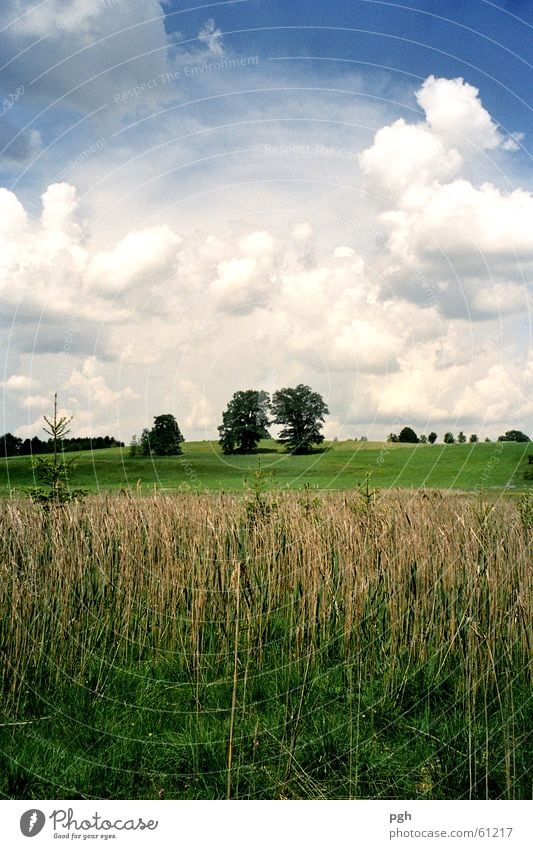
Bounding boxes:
[20,809,46,837]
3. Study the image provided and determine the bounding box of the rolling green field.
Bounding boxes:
[0,439,531,496]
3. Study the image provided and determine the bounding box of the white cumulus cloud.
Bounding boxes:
[86,225,181,296]
[416,75,518,153]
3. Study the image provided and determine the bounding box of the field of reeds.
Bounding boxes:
[0,484,531,799]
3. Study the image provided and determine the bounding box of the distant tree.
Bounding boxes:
[30,436,47,454]
[444,432,455,444]
[419,434,427,443]
[457,431,466,443]
[387,433,399,443]
[139,428,152,456]
[0,432,22,457]
[469,433,479,443]
[218,390,270,454]
[428,432,437,444]
[484,437,492,442]
[141,415,184,456]
[398,426,419,444]
[497,430,530,443]
[129,435,139,457]
[359,435,368,442]
[271,384,329,454]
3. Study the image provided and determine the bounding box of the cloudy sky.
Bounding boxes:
[0,0,531,442]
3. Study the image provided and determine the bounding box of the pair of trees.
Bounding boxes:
[444,431,468,443]
[131,414,185,456]
[219,385,329,455]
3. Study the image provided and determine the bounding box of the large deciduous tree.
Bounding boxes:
[497,430,530,442]
[218,390,271,454]
[398,426,419,444]
[271,384,329,454]
[141,414,184,456]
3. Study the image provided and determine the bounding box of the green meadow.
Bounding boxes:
[0,439,530,497]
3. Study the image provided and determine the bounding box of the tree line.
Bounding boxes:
[387,427,530,445]
[0,432,124,458]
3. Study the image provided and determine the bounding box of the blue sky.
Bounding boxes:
[0,0,531,443]
[163,0,533,130]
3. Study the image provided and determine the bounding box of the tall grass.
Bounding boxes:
[0,489,531,799]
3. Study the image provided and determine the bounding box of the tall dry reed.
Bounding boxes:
[0,489,530,798]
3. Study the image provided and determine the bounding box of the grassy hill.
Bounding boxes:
[0,438,530,496]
